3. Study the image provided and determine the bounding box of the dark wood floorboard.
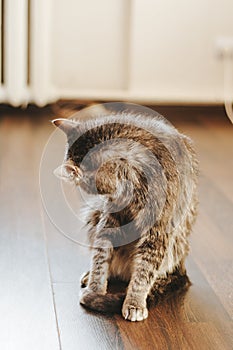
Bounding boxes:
[0,114,60,350]
[0,106,232,350]
[53,283,124,350]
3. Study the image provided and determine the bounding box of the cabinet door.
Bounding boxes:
[51,0,129,91]
[129,0,233,102]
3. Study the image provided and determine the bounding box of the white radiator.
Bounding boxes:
[0,0,56,106]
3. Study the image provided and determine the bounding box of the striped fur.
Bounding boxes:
[53,109,198,321]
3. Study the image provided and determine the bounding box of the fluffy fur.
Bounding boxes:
[53,109,198,322]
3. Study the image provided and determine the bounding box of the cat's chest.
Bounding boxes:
[109,245,135,282]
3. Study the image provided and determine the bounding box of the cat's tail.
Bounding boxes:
[80,291,125,314]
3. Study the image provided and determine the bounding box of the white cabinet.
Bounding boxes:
[129,0,233,103]
[51,0,129,92]
[50,0,233,104]
[1,0,233,105]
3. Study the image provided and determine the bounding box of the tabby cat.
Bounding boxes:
[53,107,198,322]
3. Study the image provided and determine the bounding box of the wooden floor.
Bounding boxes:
[0,105,232,350]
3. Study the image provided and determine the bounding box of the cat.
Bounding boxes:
[52,106,198,322]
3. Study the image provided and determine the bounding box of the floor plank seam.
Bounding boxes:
[40,204,63,350]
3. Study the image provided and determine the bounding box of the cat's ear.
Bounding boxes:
[51,118,77,134]
[53,162,82,182]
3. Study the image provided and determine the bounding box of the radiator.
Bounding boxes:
[0,0,56,106]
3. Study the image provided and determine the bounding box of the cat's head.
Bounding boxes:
[52,118,118,195]
[52,118,83,185]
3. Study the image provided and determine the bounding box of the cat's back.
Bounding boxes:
[79,111,197,168]
[80,111,177,139]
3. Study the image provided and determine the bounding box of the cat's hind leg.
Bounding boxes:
[149,262,190,299]
[121,231,190,321]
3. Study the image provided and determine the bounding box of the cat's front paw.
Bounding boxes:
[122,299,148,322]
